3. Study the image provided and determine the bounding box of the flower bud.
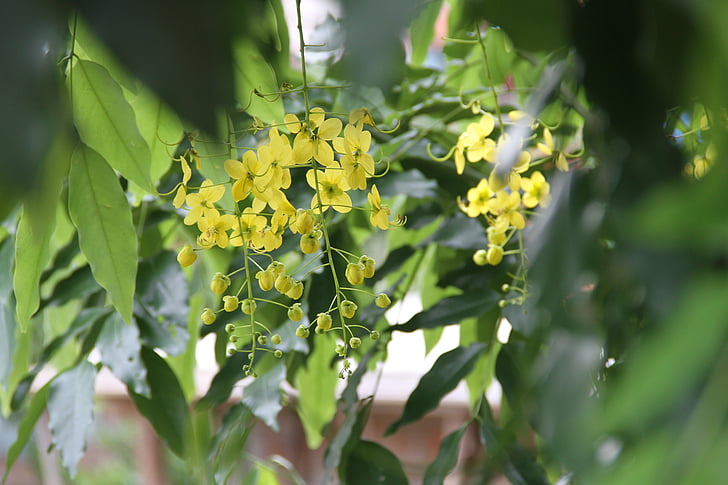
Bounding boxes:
[349,337,361,349]
[177,245,196,267]
[286,280,304,300]
[370,330,380,340]
[201,308,216,325]
[486,245,504,265]
[299,233,320,254]
[210,273,231,295]
[257,335,268,345]
[473,249,488,266]
[223,295,239,312]
[288,303,304,321]
[271,334,282,345]
[295,325,310,338]
[256,269,275,291]
[225,323,235,334]
[340,300,358,319]
[241,298,257,315]
[375,293,391,308]
[267,261,286,277]
[274,350,283,359]
[317,313,333,331]
[345,262,365,285]
[275,274,294,294]
[359,255,376,278]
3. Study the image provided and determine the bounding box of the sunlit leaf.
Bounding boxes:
[233,38,284,124]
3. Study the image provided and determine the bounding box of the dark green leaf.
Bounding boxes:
[343,440,409,485]
[481,0,567,52]
[70,60,152,191]
[422,213,488,250]
[197,352,247,410]
[2,381,51,484]
[390,292,498,333]
[129,347,190,457]
[210,403,255,483]
[423,424,469,485]
[41,265,99,309]
[48,361,98,478]
[386,343,485,435]
[68,145,138,323]
[375,169,438,200]
[241,361,285,431]
[97,312,149,396]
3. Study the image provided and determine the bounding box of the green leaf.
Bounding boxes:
[409,0,444,66]
[376,169,438,200]
[423,424,469,485]
[70,59,152,192]
[386,343,486,435]
[129,346,190,457]
[97,312,149,396]
[13,207,56,332]
[210,403,254,483]
[48,361,98,478]
[482,0,568,52]
[41,265,99,309]
[233,38,284,123]
[2,381,51,484]
[197,352,247,410]
[68,145,138,323]
[343,440,409,485]
[295,333,339,449]
[390,291,498,333]
[242,360,285,432]
[422,213,488,250]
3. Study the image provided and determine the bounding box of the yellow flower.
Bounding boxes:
[487,190,525,230]
[287,108,342,166]
[184,179,225,225]
[307,169,352,213]
[290,209,315,235]
[460,114,496,163]
[368,184,390,230]
[334,124,375,190]
[520,171,551,208]
[537,128,568,172]
[225,150,272,202]
[229,209,267,248]
[196,211,236,249]
[349,108,376,128]
[258,127,294,189]
[462,178,493,218]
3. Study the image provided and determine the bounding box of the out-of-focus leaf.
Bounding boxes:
[423,424,469,485]
[233,38,284,123]
[134,251,189,356]
[97,312,149,396]
[2,381,51,484]
[68,145,138,323]
[342,440,409,485]
[48,361,98,478]
[375,169,438,200]
[70,59,152,192]
[41,265,98,309]
[241,360,285,432]
[129,347,190,457]
[386,343,485,435]
[197,352,248,410]
[390,292,498,333]
[422,213,488,250]
[409,0,444,66]
[481,0,568,52]
[210,403,255,484]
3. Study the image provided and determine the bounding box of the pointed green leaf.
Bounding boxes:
[242,361,285,431]
[97,312,149,396]
[48,361,98,478]
[70,59,152,191]
[197,353,247,410]
[210,403,254,483]
[13,207,56,331]
[390,292,498,333]
[233,39,284,123]
[423,424,469,485]
[68,145,137,323]
[2,381,51,484]
[409,0,444,66]
[129,347,190,457]
[343,440,409,485]
[386,343,486,436]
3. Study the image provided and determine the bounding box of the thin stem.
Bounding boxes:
[475,25,503,128]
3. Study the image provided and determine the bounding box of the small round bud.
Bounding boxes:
[501,283,510,292]
[257,335,268,345]
[288,303,304,322]
[201,308,216,325]
[225,323,235,334]
[473,249,488,266]
[349,337,362,349]
[375,293,391,308]
[223,295,239,312]
[267,261,286,277]
[177,245,197,267]
[315,326,325,335]
[299,233,320,254]
[274,350,283,359]
[229,335,239,343]
[487,245,504,266]
[370,330,380,340]
[295,325,310,338]
[241,298,257,315]
[317,313,333,331]
[256,269,275,291]
[498,299,508,308]
[210,273,231,295]
[345,262,365,285]
[271,334,282,345]
[359,255,376,278]
[275,274,294,294]
[339,300,358,319]
[227,348,236,356]
[286,280,304,300]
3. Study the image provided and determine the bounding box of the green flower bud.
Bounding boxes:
[345,262,365,286]
[375,293,391,308]
[486,245,504,265]
[267,261,286,277]
[340,300,358,319]
[257,335,268,345]
[359,255,376,278]
[295,325,310,338]
[256,269,275,291]
[473,249,488,266]
[317,313,333,331]
[370,330,380,340]
[288,303,304,321]
[177,245,197,267]
[201,308,216,325]
[275,274,294,294]
[274,350,283,359]
[299,233,320,254]
[271,334,282,345]
[225,323,236,334]
[349,337,362,349]
[210,272,231,295]
[223,295,239,312]
[241,298,257,315]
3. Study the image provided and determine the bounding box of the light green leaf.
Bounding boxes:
[48,361,98,478]
[70,59,152,192]
[233,39,284,123]
[97,312,149,396]
[13,207,55,332]
[68,145,138,323]
[423,424,469,485]
[386,343,486,435]
[409,0,444,66]
[296,334,339,449]
[242,360,285,431]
